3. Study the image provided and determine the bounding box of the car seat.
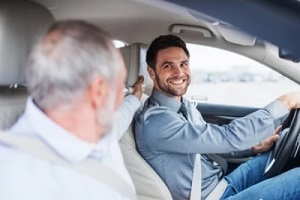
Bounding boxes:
[119,43,173,200]
[0,0,55,129]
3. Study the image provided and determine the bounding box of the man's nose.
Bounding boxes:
[172,65,184,76]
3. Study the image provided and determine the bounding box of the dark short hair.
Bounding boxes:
[146,34,190,69]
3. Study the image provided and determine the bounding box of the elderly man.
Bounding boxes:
[0,20,142,200]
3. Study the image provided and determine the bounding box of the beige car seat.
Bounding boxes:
[119,43,173,200]
[0,0,55,129]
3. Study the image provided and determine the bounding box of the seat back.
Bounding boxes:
[119,43,172,199]
[0,0,54,129]
[119,126,173,200]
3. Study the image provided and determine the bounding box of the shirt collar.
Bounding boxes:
[151,88,186,113]
[25,97,113,163]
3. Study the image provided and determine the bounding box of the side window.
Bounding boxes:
[113,39,126,48]
[185,44,300,107]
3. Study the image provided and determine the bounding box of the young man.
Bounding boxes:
[0,20,143,200]
[135,34,300,199]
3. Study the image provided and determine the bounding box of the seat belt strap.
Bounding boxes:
[206,154,228,173]
[190,154,228,200]
[206,178,228,200]
[190,154,201,200]
[0,131,137,200]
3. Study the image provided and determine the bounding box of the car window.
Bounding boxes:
[185,44,300,107]
[113,40,126,48]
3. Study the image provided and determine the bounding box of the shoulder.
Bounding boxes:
[136,100,177,124]
[134,101,184,137]
[0,146,128,200]
[0,146,54,198]
[0,146,55,178]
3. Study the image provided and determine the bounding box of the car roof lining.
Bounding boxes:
[31,0,300,83]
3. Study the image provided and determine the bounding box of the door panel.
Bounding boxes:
[195,102,259,125]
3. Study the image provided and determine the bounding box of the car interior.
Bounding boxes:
[1,0,300,199]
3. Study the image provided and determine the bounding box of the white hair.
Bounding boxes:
[26,20,122,110]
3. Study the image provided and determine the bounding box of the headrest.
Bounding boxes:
[0,0,55,86]
[120,43,152,88]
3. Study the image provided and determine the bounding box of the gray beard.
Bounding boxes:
[97,92,117,135]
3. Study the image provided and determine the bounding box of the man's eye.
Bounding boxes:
[163,64,171,68]
[181,62,188,68]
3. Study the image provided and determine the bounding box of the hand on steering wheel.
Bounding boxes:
[264,109,300,179]
[252,126,281,155]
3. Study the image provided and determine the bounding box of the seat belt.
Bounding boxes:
[205,154,228,174]
[206,179,228,200]
[190,154,228,200]
[0,131,137,200]
[190,154,201,200]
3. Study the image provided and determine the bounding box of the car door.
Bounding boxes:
[195,102,258,125]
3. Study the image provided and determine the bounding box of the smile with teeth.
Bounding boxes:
[169,79,186,85]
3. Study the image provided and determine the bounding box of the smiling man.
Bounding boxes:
[135,34,300,200]
[148,46,190,100]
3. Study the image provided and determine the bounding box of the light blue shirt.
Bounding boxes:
[135,88,289,200]
[0,95,141,200]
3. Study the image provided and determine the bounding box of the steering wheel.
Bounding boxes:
[263,109,300,179]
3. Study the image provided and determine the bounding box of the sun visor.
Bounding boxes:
[216,24,257,46]
[120,43,150,87]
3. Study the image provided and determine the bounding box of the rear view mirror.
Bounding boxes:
[279,48,300,63]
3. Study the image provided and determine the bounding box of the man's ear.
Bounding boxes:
[147,66,155,80]
[88,76,109,109]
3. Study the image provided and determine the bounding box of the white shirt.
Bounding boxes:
[0,95,141,200]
